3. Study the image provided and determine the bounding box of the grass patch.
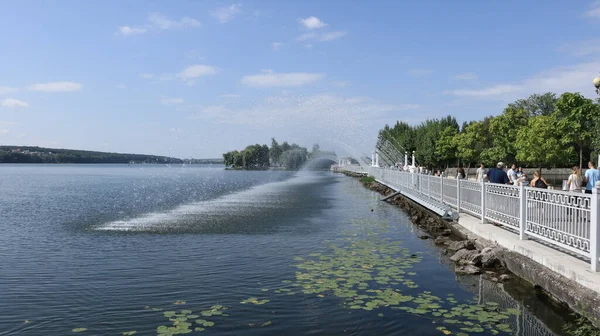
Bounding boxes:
[360,175,376,184]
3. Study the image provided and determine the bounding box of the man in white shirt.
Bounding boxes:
[507,164,518,185]
[476,163,486,182]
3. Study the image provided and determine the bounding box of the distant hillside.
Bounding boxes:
[0,146,222,164]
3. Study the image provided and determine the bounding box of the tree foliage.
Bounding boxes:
[223,139,308,170]
[554,92,600,169]
[515,115,574,169]
[0,146,184,164]
[376,92,598,170]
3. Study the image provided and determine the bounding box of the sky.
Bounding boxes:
[1,1,600,159]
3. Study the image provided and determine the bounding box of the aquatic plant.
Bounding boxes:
[157,305,228,335]
[279,219,521,335]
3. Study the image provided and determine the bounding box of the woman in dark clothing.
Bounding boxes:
[457,167,466,180]
[531,170,548,189]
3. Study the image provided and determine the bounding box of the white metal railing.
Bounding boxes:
[338,164,600,272]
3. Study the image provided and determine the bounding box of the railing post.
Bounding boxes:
[591,186,600,271]
[519,184,528,240]
[457,178,461,213]
[481,181,487,224]
[440,174,444,203]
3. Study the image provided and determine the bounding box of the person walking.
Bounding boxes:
[487,162,510,184]
[567,166,582,193]
[507,164,518,185]
[476,163,487,182]
[530,170,548,189]
[584,161,600,194]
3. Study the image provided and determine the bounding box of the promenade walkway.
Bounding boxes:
[339,164,600,295]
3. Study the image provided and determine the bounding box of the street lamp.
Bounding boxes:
[594,75,600,95]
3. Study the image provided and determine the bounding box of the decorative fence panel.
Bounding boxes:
[443,178,458,209]
[525,188,591,257]
[485,184,520,229]
[460,180,482,217]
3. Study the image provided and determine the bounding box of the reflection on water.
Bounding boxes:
[0,164,570,335]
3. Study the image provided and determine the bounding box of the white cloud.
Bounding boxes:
[177,64,218,84]
[1,98,29,108]
[140,73,155,79]
[453,73,478,80]
[297,31,346,42]
[0,86,18,95]
[116,84,127,89]
[147,13,200,30]
[331,80,350,87]
[117,13,200,36]
[272,42,283,51]
[28,81,82,92]
[241,70,325,87]
[445,61,600,99]
[211,4,242,23]
[584,1,600,17]
[559,39,600,57]
[299,16,327,29]
[161,97,184,105]
[117,26,147,36]
[319,31,347,41]
[445,84,521,97]
[0,129,9,135]
[305,44,313,49]
[408,69,433,77]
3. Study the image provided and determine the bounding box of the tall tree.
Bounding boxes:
[453,121,489,172]
[480,107,529,165]
[509,92,557,116]
[554,92,600,169]
[269,138,282,165]
[515,115,573,172]
[435,126,458,168]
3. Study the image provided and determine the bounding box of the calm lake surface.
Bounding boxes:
[0,164,570,335]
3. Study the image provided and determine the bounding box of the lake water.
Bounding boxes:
[0,164,571,335]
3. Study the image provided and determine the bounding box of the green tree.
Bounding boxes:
[453,121,489,172]
[280,149,307,170]
[515,115,573,172]
[281,142,291,152]
[481,107,529,165]
[269,138,282,165]
[509,92,557,116]
[435,126,458,168]
[554,92,600,169]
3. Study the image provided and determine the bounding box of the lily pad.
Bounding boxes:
[72,328,87,333]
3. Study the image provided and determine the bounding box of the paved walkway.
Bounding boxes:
[456,212,600,294]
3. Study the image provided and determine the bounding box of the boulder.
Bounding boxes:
[450,249,482,266]
[419,235,430,240]
[440,229,452,236]
[447,240,476,252]
[434,236,451,245]
[499,274,510,282]
[480,247,502,268]
[455,265,481,275]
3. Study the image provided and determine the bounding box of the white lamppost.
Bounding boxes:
[595,76,600,166]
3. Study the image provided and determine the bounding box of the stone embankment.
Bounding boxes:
[343,170,600,328]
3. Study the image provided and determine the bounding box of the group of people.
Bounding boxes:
[470,161,600,193]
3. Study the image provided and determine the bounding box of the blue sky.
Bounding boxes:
[1,1,600,158]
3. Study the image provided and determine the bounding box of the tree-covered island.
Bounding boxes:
[222,139,327,170]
